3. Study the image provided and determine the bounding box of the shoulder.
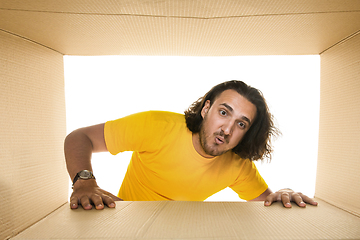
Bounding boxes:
[130,111,186,129]
[146,111,185,123]
[107,111,184,125]
[104,111,186,153]
[121,111,186,135]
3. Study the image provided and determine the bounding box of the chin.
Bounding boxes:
[205,146,228,157]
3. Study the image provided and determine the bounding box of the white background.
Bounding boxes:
[64,55,320,201]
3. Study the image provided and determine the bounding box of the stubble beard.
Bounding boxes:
[199,118,229,157]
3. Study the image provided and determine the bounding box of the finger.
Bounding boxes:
[300,194,318,206]
[281,192,292,208]
[264,193,278,206]
[80,195,93,210]
[291,193,306,208]
[90,194,105,210]
[101,194,117,208]
[69,196,79,209]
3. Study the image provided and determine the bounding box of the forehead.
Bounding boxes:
[213,89,257,122]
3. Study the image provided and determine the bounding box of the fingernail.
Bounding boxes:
[109,203,115,208]
[85,204,92,209]
[285,203,291,207]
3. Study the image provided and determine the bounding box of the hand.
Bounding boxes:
[70,179,123,210]
[264,189,318,208]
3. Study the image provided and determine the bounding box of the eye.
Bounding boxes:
[219,110,227,116]
[237,121,246,129]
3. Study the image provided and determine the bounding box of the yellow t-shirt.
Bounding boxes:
[104,111,268,201]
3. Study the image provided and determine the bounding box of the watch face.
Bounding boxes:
[79,170,91,179]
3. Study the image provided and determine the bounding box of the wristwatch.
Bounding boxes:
[72,170,95,188]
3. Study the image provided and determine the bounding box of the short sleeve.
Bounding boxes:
[229,161,268,201]
[104,111,152,155]
[104,111,182,156]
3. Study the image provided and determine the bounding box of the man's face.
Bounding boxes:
[195,89,257,158]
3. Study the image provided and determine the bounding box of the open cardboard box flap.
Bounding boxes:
[12,200,360,239]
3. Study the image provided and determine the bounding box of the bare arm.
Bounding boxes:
[64,123,107,180]
[64,123,122,210]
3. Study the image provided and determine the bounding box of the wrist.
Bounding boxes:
[72,178,98,189]
[72,170,96,189]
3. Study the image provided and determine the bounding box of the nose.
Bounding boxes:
[221,120,234,136]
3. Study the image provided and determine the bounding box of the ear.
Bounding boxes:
[201,100,211,118]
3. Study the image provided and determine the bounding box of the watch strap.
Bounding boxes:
[72,170,95,188]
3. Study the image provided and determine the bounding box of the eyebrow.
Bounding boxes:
[220,103,253,125]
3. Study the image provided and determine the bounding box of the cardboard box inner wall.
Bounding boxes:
[0,31,69,239]
[1,0,360,56]
[316,33,360,217]
[1,1,360,239]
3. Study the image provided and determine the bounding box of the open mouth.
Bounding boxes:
[215,136,225,145]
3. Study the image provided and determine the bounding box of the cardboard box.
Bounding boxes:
[11,201,360,239]
[1,1,359,239]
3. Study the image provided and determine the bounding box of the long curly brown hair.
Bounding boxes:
[184,80,280,161]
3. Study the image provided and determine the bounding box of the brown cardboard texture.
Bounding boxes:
[11,201,360,240]
[1,1,360,239]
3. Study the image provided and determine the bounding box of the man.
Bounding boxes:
[65,80,318,210]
